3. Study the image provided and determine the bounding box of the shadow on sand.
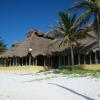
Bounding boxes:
[48,83,94,100]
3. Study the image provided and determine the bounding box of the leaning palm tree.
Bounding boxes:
[69,0,100,54]
[0,37,7,54]
[49,12,79,70]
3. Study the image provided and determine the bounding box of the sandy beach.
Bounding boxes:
[0,71,100,100]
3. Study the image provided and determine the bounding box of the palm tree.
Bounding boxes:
[50,12,79,70]
[69,0,100,54]
[0,37,7,54]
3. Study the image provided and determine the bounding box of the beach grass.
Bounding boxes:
[63,64,100,71]
[53,64,100,77]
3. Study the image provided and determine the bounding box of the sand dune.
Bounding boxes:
[0,71,100,100]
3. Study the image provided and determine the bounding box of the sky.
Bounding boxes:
[0,0,76,48]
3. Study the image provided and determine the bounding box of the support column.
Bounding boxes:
[18,57,20,66]
[58,56,60,67]
[0,59,2,66]
[95,51,98,64]
[5,58,7,66]
[68,54,70,65]
[3,58,5,66]
[0,58,1,66]
[49,56,51,67]
[44,57,46,66]
[64,56,65,66]
[84,55,86,64]
[32,57,34,65]
[90,53,92,64]
[9,58,11,66]
[13,58,15,66]
[78,54,80,65]
[35,57,37,66]
[0,59,1,66]
[15,57,17,66]
[22,57,23,66]
[2,59,3,66]
[51,56,52,67]
[29,55,31,65]
[26,56,27,66]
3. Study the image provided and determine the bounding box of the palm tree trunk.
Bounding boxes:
[96,13,100,58]
[70,46,74,70]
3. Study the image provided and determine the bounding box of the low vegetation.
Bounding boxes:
[53,65,100,78]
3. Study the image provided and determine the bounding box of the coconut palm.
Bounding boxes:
[50,11,80,70]
[0,37,7,54]
[69,0,100,54]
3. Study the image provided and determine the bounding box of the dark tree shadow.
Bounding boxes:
[48,83,94,100]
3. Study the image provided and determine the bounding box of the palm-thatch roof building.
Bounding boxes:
[0,29,99,67]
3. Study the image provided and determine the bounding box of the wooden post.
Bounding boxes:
[32,57,34,65]
[4,58,5,66]
[13,58,15,66]
[0,59,2,66]
[95,51,98,64]
[29,54,31,65]
[90,53,92,64]
[16,57,18,66]
[78,54,80,65]
[0,58,2,66]
[26,56,27,66]
[15,57,17,66]
[0,58,1,66]
[49,56,50,66]
[1,59,3,66]
[9,58,11,66]
[5,58,7,66]
[58,56,60,67]
[68,54,70,65]
[22,57,23,66]
[84,55,86,64]
[18,57,20,66]
[44,56,46,66]
[3,58,5,66]
[35,57,37,66]
[64,56,65,66]
[51,56,52,67]
[2,58,3,66]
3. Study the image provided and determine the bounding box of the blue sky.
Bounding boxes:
[0,0,76,48]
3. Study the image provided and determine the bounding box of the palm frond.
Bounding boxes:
[68,1,95,11]
[0,37,7,53]
[71,10,92,30]
[74,26,96,40]
[49,29,64,39]
[59,12,71,33]
[59,35,69,47]
[71,13,77,25]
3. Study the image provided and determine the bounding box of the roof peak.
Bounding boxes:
[26,29,54,40]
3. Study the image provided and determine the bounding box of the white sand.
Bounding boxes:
[0,71,100,100]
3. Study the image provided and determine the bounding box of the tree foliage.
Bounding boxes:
[0,37,7,54]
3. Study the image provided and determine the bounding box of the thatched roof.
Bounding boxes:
[48,31,98,55]
[0,30,53,58]
[0,30,99,58]
[0,40,30,57]
[30,32,52,57]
